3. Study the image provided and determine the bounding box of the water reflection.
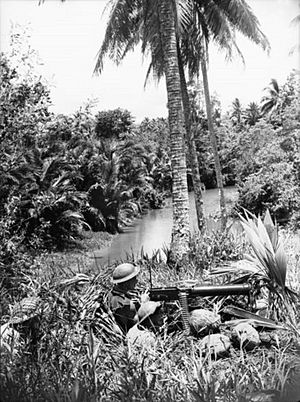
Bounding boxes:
[95,187,237,265]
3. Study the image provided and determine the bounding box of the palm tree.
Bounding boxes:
[261,78,281,116]
[177,48,206,232]
[95,0,192,263]
[93,0,269,255]
[89,137,151,233]
[144,29,207,233]
[243,101,261,126]
[155,1,190,263]
[148,0,269,232]
[200,52,227,230]
[231,98,243,126]
[178,1,269,231]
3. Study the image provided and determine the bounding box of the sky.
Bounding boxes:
[0,0,299,122]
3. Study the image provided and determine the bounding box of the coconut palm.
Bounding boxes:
[145,24,207,232]
[261,78,281,115]
[146,0,269,231]
[95,0,192,263]
[178,1,269,231]
[231,98,243,126]
[243,101,261,126]
[200,52,228,230]
[177,49,206,231]
[95,0,269,234]
[94,0,270,256]
[156,1,191,262]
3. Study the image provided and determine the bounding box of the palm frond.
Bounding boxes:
[261,100,274,115]
[143,61,160,88]
[57,210,90,231]
[214,0,270,52]
[141,0,165,83]
[174,0,194,34]
[290,14,300,26]
[269,78,280,93]
[202,0,229,41]
[94,0,142,74]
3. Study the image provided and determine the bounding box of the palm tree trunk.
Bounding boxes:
[177,48,205,232]
[158,0,190,265]
[200,52,227,230]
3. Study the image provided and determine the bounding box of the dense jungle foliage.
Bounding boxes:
[0,33,299,293]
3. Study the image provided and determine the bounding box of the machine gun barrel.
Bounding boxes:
[149,283,251,302]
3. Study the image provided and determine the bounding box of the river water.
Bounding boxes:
[94,186,238,265]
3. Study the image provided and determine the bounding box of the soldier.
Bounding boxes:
[135,301,163,333]
[127,301,163,354]
[109,263,148,333]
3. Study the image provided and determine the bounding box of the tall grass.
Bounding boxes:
[1,226,300,401]
[2,313,300,401]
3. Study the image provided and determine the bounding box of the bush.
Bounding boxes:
[236,162,300,224]
[95,108,134,139]
[188,225,246,272]
[234,95,300,225]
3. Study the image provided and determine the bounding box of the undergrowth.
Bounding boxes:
[1,228,300,401]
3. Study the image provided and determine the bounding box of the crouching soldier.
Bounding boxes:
[109,263,148,334]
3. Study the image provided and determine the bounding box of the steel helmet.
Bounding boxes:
[112,263,140,284]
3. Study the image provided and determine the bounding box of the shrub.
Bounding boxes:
[95,108,134,139]
[236,162,300,223]
[188,224,246,272]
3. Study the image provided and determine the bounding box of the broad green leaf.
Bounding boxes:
[240,212,287,289]
[256,217,274,254]
[263,209,278,249]
[274,243,287,287]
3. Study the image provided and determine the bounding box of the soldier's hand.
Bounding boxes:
[140,290,150,303]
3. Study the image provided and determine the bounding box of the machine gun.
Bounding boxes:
[149,281,252,332]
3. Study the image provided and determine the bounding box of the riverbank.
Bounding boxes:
[35,231,116,280]
[88,187,240,264]
[34,219,300,289]
[36,187,239,274]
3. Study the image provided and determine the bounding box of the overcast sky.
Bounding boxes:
[0,0,299,122]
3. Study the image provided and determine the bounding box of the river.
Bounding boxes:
[94,186,238,265]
